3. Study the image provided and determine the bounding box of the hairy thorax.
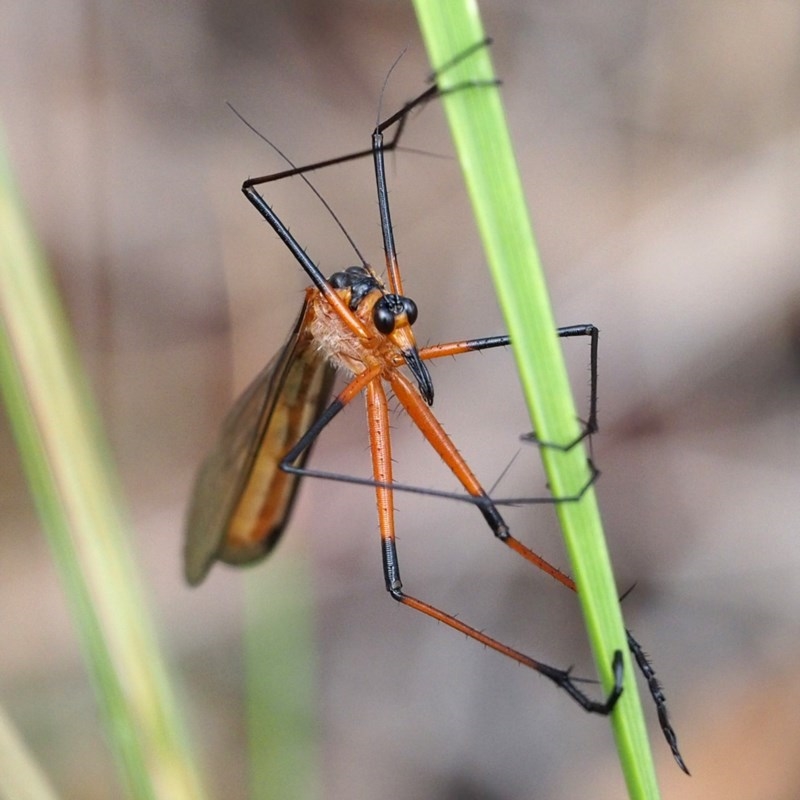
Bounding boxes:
[306,284,407,377]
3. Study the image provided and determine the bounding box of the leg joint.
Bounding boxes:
[478,500,509,540]
[388,586,405,602]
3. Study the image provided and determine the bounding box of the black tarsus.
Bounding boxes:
[522,323,599,451]
[626,629,690,774]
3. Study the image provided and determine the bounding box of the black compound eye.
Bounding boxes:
[402,297,418,326]
[373,298,396,334]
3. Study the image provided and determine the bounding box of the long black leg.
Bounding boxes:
[419,324,600,454]
[280,326,600,506]
[240,38,495,192]
[237,80,445,306]
[522,324,599,451]
[241,184,332,299]
[280,397,598,510]
[241,40,496,300]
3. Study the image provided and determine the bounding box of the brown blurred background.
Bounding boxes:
[2,2,800,798]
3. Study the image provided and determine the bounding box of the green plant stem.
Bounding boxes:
[0,706,61,800]
[411,3,660,797]
[0,133,206,799]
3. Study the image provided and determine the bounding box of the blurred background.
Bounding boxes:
[2,1,799,798]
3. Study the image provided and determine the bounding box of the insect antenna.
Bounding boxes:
[375,47,408,129]
[227,102,370,271]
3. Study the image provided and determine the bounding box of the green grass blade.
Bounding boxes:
[0,133,207,799]
[245,556,319,800]
[411,3,660,797]
[0,705,61,800]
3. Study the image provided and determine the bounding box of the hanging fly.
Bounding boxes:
[185,39,688,774]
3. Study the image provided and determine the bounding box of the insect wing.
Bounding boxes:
[184,300,335,584]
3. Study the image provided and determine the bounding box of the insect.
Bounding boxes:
[185,40,688,773]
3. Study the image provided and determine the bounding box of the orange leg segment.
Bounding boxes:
[388,370,577,591]
[367,376,622,714]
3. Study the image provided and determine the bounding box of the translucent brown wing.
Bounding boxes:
[184,299,336,585]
